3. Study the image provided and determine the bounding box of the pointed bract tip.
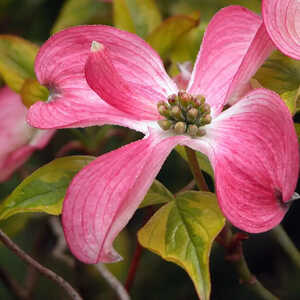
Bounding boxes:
[91,41,104,52]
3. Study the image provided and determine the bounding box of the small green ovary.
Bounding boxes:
[157,91,211,137]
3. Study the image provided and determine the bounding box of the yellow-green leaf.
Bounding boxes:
[0,156,95,220]
[114,0,162,37]
[51,0,111,34]
[138,191,225,300]
[295,123,300,143]
[0,214,31,236]
[20,78,49,108]
[176,145,213,178]
[254,50,300,114]
[147,14,199,60]
[281,88,298,115]
[169,23,203,69]
[113,0,135,33]
[0,35,38,92]
[295,88,300,114]
[139,180,174,209]
[220,0,261,13]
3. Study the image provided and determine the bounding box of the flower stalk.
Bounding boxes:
[184,146,209,191]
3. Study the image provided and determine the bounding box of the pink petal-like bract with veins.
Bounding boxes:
[196,89,298,233]
[62,131,187,263]
[28,25,177,131]
[85,42,161,120]
[187,6,275,116]
[0,87,54,181]
[263,0,300,60]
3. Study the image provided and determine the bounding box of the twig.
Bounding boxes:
[49,217,75,267]
[184,146,209,191]
[95,263,130,300]
[269,225,300,269]
[125,241,143,292]
[218,224,279,300]
[0,229,82,300]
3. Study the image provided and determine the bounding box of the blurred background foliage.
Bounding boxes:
[0,0,300,299]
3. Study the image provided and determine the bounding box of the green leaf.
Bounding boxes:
[281,88,299,115]
[147,14,199,60]
[220,0,261,13]
[295,123,300,143]
[51,0,111,34]
[169,23,203,69]
[139,180,174,209]
[114,0,162,37]
[175,145,214,178]
[113,0,136,33]
[20,78,49,108]
[254,50,300,114]
[138,191,225,300]
[0,214,31,236]
[0,156,95,220]
[0,35,38,92]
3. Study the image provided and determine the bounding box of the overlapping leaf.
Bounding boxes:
[295,124,300,143]
[114,0,161,37]
[254,50,300,115]
[139,179,174,208]
[147,14,199,60]
[138,191,225,300]
[0,156,95,220]
[51,0,111,34]
[0,35,38,92]
[20,78,49,108]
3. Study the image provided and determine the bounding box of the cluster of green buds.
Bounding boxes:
[157,91,212,137]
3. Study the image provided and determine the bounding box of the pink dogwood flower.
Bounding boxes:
[27,6,298,264]
[262,0,300,60]
[0,86,55,182]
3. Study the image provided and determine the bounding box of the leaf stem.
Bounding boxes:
[0,229,82,300]
[184,146,209,191]
[269,225,300,269]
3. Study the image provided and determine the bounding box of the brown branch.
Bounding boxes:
[0,229,82,300]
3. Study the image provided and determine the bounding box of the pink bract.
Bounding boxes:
[262,0,300,60]
[27,6,298,264]
[0,87,55,182]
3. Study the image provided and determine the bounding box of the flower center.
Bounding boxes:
[157,91,211,137]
